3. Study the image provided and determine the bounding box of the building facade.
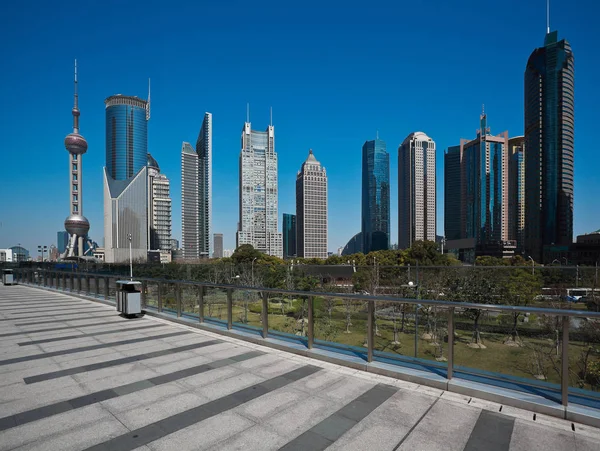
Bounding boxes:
[398,132,436,249]
[282,214,296,259]
[181,142,199,259]
[213,233,223,258]
[362,138,390,253]
[237,119,282,258]
[508,136,525,251]
[197,113,212,258]
[524,30,575,263]
[150,172,172,252]
[296,150,327,259]
[57,231,69,254]
[444,145,462,241]
[103,93,150,263]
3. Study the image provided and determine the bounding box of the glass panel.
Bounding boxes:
[267,291,309,346]
[204,287,227,326]
[161,283,177,314]
[108,278,117,300]
[313,296,367,357]
[232,288,262,334]
[145,282,159,309]
[181,285,198,317]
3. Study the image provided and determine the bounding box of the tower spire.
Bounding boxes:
[270,106,273,126]
[546,0,550,34]
[72,59,79,133]
[246,103,250,123]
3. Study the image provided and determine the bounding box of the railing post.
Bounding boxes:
[307,296,314,348]
[447,307,455,380]
[157,283,163,312]
[176,284,182,318]
[95,277,99,297]
[262,292,269,339]
[561,316,570,407]
[104,277,109,300]
[198,286,204,323]
[367,300,375,363]
[70,273,74,291]
[85,276,90,295]
[227,288,233,330]
[141,281,147,308]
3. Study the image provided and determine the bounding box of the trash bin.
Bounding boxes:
[116,280,142,317]
[2,269,14,286]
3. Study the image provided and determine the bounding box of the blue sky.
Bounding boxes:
[1,0,599,256]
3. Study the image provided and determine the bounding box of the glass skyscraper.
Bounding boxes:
[282,213,296,259]
[524,30,575,263]
[444,146,462,241]
[508,137,525,251]
[361,138,390,253]
[197,113,212,258]
[105,96,148,181]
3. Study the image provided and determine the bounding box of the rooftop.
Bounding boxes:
[1,284,600,449]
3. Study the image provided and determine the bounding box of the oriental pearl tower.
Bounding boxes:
[63,60,90,258]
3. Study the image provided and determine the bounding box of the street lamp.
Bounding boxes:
[127,233,133,281]
[401,281,420,357]
[37,245,48,263]
[528,256,535,275]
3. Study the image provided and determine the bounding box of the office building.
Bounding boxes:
[444,146,462,241]
[398,132,436,249]
[213,233,223,258]
[57,231,69,254]
[236,115,282,258]
[282,214,296,259]
[362,137,390,253]
[524,29,575,263]
[147,154,172,252]
[170,238,179,250]
[508,136,525,251]
[296,150,327,258]
[181,113,212,260]
[103,90,150,263]
[63,61,90,258]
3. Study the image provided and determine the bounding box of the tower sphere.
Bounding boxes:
[65,133,88,155]
[64,214,90,237]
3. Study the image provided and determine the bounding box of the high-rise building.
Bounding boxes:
[508,136,525,251]
[198,113,212,258]
[296,150,328,259]
[181,142,199,259]
[362,137,390,253]
[103,91,150,263]
[444,145,462,241]
[213,233,223,258]
[180,113,212,260]
[237,115,282,258]
[398,132,436,249]
[147,154,172,252]
[282,214,297,259]
[462,112,509,247]
[524,29,575,263]
[63,60,90,258]
[57,231,69,255]
[170,238,179,251]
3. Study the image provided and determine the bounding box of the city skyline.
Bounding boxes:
[2,0,598,255]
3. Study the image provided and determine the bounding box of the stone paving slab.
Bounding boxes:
[2,284,600,451]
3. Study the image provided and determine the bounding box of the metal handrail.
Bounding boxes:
[25,269,600,319]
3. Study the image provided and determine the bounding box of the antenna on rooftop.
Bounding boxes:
[270,106,273,126]
[246,103,250,123]
[547,0,550,34]
[146,78,151,120]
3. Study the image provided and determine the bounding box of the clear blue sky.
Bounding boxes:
[1,0,599,256]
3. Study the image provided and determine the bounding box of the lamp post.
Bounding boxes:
[528,256,535,275]
[127,233,133,281]
[37,245,48,262]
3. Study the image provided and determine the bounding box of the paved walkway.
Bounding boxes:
[1,284,599,451]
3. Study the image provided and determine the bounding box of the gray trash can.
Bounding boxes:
[116,280,142,317]
[2,269,14,286]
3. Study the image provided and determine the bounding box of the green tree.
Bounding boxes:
[505,268,542,345]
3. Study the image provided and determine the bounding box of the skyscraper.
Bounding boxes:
[103,91,150,263]
[444,145,462,241]
[524,29,575,263]
[180,113,212,260]
[197,113,212,258]
[508,136,525,251]
[398,132,436,249]
[213,233,223,258]
[57,231,69,255]
[63,60,90,258]
[462,112,509,247]
[296,150,327,259]
[181,142,199,259]
[147,154,172,252]
[282,214,297,259]
[362,137,390,253]
[237,115,282,258]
